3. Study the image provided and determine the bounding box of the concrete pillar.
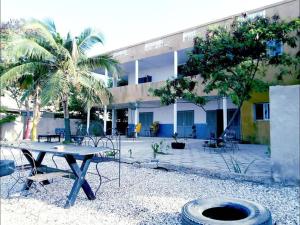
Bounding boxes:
[112,109,116,132]
[270,85,300,183]
[112,77,117,87]
[174,50,178,78]
[173,50,178,134]
[134,103,139,126]
[222,97,227,131]
[135,60,139,85]
[173,102,177,134]
[103,106,107,134]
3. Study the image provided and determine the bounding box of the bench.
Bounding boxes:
[27,172,67,182]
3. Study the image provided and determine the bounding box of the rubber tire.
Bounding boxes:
[0,160,15,177]
[181,198,272,225]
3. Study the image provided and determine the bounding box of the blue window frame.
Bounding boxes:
[254,103,270,121]
[267,40,283,57]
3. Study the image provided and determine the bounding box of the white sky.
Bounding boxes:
[2,0,281,55]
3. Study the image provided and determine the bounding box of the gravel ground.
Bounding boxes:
[0,154,299,225]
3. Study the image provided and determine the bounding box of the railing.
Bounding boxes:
[109,75,217,104]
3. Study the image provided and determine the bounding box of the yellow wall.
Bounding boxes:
[241,92,270,144]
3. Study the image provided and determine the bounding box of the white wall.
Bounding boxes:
[37,118,81,135]
[0,116,82,141]
[0,116,24,141]
[127,65,174,85]
[128,99,237,124]
[270,85,300,183]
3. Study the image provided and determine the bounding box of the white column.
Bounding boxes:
[135,60,139,85]
[223,97,228,131]
[134,103,139,125]
[103,106,107,134]
[173,50,178,134]
[174,50,178,78]
[112,109,116,132]
[173,102,177,134]
[112,77,117,87]
[104,68,108,87]
[86,107,90,135]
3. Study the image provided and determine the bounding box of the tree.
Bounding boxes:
[151,15,300,137]
[76,76,111,135]
[1,19,119,141]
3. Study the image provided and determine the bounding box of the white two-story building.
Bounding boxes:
[95,0,299,140]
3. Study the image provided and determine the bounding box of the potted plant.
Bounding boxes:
[150,121,159,137]
[171,132,185,149]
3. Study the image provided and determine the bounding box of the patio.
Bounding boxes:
[119,137,271,181]
[0,155,298,225]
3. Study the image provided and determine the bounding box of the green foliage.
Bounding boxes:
[221,153,256,174]
[150,121,159,136]
[149,76,206,106]
[0,107,17,126]
[151,15,300,108]
[1,19,120,141]
[151,140,170,158]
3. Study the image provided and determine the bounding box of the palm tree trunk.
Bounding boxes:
[24,99,31,139]
[86,105,90,135]
[31,87,41,141]
[62,95,71,142]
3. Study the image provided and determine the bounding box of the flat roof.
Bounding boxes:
[102,0,296,55]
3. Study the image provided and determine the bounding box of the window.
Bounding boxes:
[254,103,269,120]
[138,75,152,84]
[267,40,283,57]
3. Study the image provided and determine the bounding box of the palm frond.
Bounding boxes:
[77,28,104,54]
[43,18,57,36]
[64,32,73,53]
[77,72,111,106]
[40,70,68,105]
[78,54,121,75]
[23,20,59,51]
[0,62,46,87]
[4,38,55,62]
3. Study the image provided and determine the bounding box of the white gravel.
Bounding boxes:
[0,154,299,225]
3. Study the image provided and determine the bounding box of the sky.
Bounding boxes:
[2,0,282,55]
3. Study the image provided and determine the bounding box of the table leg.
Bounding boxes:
[64,154,95,208]
[21,150,50,190]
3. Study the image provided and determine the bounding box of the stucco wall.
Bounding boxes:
[270,85,300,183]
[128,64,174,85]
[0,116,82,141]
[37,117,81,135]
[241,92,270,144]
[128,99,237,125]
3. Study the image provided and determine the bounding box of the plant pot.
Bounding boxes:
[171,142,185,149]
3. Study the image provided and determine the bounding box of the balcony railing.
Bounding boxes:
[109,75,217,105]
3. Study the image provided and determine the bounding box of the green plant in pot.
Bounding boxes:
[150,121,159,137]
[171,132,185,149]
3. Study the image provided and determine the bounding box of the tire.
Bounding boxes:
[0,160,15,177]
[181,198,272,225]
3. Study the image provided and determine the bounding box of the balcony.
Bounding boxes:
[109,75,217,105]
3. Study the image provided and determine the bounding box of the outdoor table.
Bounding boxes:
[1,141,111,208]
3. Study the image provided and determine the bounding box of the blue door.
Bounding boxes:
[139,112,153,136]
[177,110,194,138]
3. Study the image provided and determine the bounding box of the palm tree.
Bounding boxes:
[1,19,119,141]
[77,76,111,135]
